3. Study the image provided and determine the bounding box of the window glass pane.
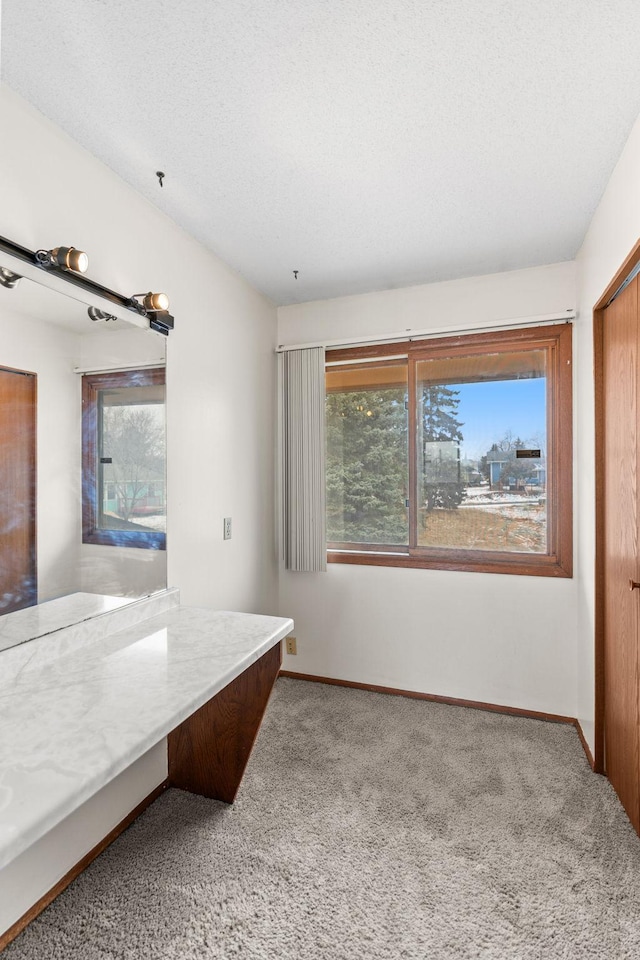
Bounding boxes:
[326,361,408,545]
[98,383,166,536]
[416,349,547,553]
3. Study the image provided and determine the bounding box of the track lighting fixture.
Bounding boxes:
[0,233,175,335]
[0,266,22,289]
[132,291,170,312]
[35,245,89,274]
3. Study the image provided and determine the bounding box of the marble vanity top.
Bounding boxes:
[0,598,293,869]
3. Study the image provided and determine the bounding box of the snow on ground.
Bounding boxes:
[460,486,545,521]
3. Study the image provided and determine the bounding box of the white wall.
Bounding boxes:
[0,83,279,935]
[278,262,580,717]
[574,111,640,753]
[278,261,576,345]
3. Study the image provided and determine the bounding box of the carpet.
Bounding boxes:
[5,677,640,959]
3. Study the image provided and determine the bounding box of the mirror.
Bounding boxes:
[0,593,141,654]
[0,259,168,641]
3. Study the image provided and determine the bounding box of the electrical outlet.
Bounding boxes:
[286,636,297,655]
[223,517,232,540]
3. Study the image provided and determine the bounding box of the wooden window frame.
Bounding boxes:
[82,368,166,550]
[326,324,572,577]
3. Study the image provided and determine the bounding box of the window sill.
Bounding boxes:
[327,549,572,578]
[83,530,166,551]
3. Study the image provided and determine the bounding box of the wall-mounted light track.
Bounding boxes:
[0,234,175,336]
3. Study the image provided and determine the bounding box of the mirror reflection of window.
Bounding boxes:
[83,369,166,550]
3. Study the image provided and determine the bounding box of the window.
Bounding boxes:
[82,368,166,550]
[325,324,572,576]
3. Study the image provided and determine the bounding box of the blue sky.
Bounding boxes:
[453,378,546,460]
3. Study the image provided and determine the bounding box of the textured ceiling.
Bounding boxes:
[3,1,640,306]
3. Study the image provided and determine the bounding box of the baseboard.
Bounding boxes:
[574,719,596,770]
[279,671,596,766]
[0,780,169,953]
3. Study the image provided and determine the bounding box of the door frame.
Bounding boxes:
[594,238,640,773]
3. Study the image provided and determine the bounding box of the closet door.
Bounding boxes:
[603,274,640,833]
[0,366,37,614]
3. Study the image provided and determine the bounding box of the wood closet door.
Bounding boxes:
[0,367,37,614]
[603,275,640,833]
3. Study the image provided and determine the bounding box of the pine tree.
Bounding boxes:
[326,382,466,544]
[420,385,465,511]
[326,388,408,544]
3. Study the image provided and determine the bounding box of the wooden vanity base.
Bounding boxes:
[168,643,282,803]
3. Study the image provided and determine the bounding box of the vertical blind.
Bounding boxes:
[279,347,326,572]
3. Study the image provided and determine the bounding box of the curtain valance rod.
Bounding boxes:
[74,360,165,375]
[276,310,575,354]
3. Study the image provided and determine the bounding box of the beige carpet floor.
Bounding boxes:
[5,677,640,959]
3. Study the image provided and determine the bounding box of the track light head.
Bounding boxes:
[133,291,170,312]
[53,246,89,273]
[130,293,174,334]
[0,266,22,289]
[35,245,89,274]
[88,306,118,323]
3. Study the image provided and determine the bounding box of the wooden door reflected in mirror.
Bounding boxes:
[0,366,36,614]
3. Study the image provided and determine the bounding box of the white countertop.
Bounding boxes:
[0,604,293,869]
